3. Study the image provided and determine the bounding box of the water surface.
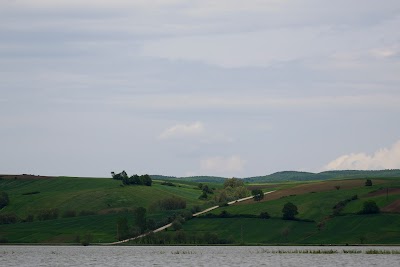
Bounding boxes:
[1,245,399,266]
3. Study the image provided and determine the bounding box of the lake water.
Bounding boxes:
[1,245,399,266]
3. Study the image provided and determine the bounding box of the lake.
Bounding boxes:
[1,245,399,266]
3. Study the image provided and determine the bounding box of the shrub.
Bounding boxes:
[365,179,372,186]
[219,210,230,218]
[252,189,264,201]
[360,200,380,214]
[0,213,18,224]
[259,212,270,219]
[199,191,208,200]
[37,208,59,221]
[282,202,298,220]
[190,205,201,214]
[156,197,186,210]
[161,181,176,187]
[172,220,182,231]
[224,178,244,188]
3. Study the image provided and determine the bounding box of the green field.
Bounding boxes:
[0,176,207,243]
[175,178,400,244]
[180,214,400,244]
[1,175,400,244]
[0,177,203,217]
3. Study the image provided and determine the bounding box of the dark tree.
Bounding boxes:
[117,217,130,240]
[0,192,9,209]
[282,202,298,220]
[252,189,264,201]
[147,218,156,230]
[259,212,270,219]
[172,220,182,231]
[141,174,152,186]
[360,200,380,214]
[365,179,372,186]
[134,207,147,232]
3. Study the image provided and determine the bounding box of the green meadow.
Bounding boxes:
[1,174,400,244]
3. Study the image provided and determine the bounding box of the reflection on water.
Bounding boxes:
[1,245,399,267]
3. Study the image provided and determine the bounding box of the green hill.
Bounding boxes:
[1,173,400,245]
[0,176,207,243]
[135,177,400,245]
[244,169,400,183]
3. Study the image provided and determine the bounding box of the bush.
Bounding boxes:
[365,179,372,186]
[37,208,59,221]
[259,212,270,219]
[161,181,176,187]
[156,197,186,210]
[190,205,201,214]
[223,178,244,188]
[219,210,230,218]
[360,200,380,214]
[172,220,182,231]
[282,202,298,220]
[0,213,18,224]
[199,191,208,200]
[252,189,264,201]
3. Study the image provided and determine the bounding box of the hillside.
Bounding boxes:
[244,169,400,183]
[131,177,400,245]
[0,175,207,243]
[1,174,400,245]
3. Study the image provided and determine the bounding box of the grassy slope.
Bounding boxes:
[0,177,203,217]
[0,177,205,243]
[209,182,400,222]
[182,178,400,244]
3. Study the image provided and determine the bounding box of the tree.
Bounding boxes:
[365,179,372,186]
[117,217,130,240]
[141,174,152,186]
[172,220,182,231]
[134,207,147,232]
[252,189,264,201]
[360,200,380,214]
[223,178,244,188]
[0,192,9,209]
[282,202,298,220]
[259,212,270,219]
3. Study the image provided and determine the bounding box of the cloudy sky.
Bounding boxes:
[1,0,400,177]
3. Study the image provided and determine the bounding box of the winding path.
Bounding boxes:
[106,190,275,245]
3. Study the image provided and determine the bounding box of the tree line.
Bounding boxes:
[111,171,152,186]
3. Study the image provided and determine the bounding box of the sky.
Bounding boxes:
[1,0,400,178]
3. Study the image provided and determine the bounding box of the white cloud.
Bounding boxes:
[323,140,400,170]
[158,121,205,140]
[200,155,245,174]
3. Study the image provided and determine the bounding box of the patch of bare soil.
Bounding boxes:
[367,188,400,197]
[238,179,387,205]
[382,199,400,213]
[246,184,276,191]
